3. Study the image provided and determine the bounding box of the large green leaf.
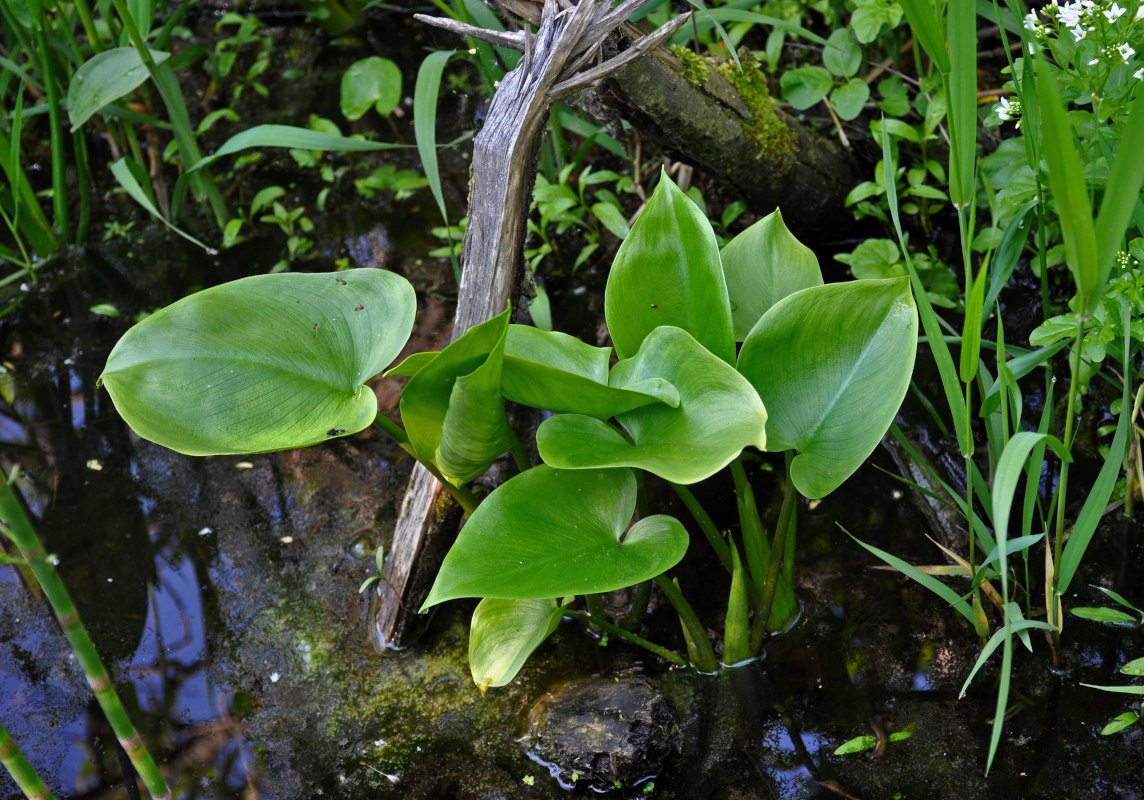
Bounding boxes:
[101,269,416,456]
[737,278,917,498]
[468,598,562,692]
[422,466,687,606]
[537,326,767,484]
[400,308,514,484]
[68,47,171,131]
[502,324,678,418]
[720,208,823,340]
[604,173,735,363]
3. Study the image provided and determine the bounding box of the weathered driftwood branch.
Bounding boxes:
[371,0,676,649]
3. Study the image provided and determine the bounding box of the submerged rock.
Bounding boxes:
[525,676,681,792]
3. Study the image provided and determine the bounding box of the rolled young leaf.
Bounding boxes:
[737,278,917,499]
[605,171,735,364]
[400,307,514,484]
[101,269,416,455]
[422,466,688,607]
[537,326,767,484]
[469,598,563,693]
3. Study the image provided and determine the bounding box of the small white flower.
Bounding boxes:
[1072,25,1088,41]
[996,96,1023,124]
[1024,10,1040,30]
[1090,57,1102,65]
[1118,42,1135,61]
[1136,4,1144,21]
[1134,66,1144,79]
[1104,2,1126,22]
[270,671,280,683]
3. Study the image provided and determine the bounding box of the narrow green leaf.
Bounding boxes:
[960,618,1057,698]
[1070,607,1140,625]
[415,50,456,243]
[1058,299,1133,595]
[1036,58,1098,311]
[101,270,416,455]
[68,47,171,131]
[1080,683,1144,696]
[469,598,562,692]
[422,467,688,606]
[1094,84,1144,292]
[898,0,949,73]
[1098,711,1140,735]
[188,124,403,172]
[959,263,987,382]
[605,172,735,363]
[720,208,822,340]
[738,278,917,499]
[537,326,767,484]
[110,157,212,251]
[946,0,976,209]
[1121,658,1144,676]
[834,736,877,755]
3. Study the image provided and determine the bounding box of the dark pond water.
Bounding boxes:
[3,5,1144,800]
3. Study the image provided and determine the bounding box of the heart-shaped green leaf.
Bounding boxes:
[720,208,823,340]
[537,326,767,484]
[422,466,688,606]
[502,324,678,418]
[100,269,416,456]
[737,278,918,499]
[400,307,514,484]
[469,598,562,692]
[340,56,402,120]
[605,172,735,364]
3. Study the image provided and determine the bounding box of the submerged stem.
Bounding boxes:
[749,452,798,655]
[0,478,173,800]
[669,482,732,572]
[563,609,687,668]
[0,720,57,800]
[729,457,768,594]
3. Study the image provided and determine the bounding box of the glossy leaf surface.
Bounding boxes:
[738,278,917,498]
[720,208,823,340]
[68,47,171,131]
[538,327,767,484]
[502,324,678,418]
[400,308,513,484]
[101,269,415,455]
[605,173,735,363]
[469,598,562,692]
[422,466,688,606]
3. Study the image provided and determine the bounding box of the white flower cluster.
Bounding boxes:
[1024,1,1144,77]
[996,96,1023,127]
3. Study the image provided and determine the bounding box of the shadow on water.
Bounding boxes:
[3,7,1144,800]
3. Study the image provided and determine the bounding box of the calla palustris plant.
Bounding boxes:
[99,170,918,689]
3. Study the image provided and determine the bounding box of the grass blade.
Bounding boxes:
[414,49,459,283]
[110,157,213,251]
[1094,83,1144,288]
[946,0,977,210]
[1035,57,1098,312]
[898,0,950,73]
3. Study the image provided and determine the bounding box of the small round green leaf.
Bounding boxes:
[340,56,402,120]
[780,66,833,110]
[101,269,416,456]
[469,598,562,692]
[823,29,862,78]
[537,326,767,484]
[830,78,871,121]
[422,466,688,607]
[738,278,917,499]
[605,172,734,364]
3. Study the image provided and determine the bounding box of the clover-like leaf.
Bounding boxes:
[502,324,677,418]
[605,172,735,363]
[100,269,415,456]
[400,307,514,484]
[422,466,688,607]
[469,598,563,692]
[340,56,402,120]
[737,278,917,499]
[720,208,822,340]
[537,326,767,484]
